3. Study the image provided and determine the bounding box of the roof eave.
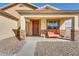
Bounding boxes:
[0,3,38,10]
[0,10,18,21]
[17,10,79,15]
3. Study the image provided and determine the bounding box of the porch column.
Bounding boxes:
[71,16,79,41]
[60,19,66,36]
[71,17,75,41]
[41,19,47,37]
[60,19,66,30]
[26,18,30,36]
[19,16,26,39]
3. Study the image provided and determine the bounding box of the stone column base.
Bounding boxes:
[20,30,26,39]
[60,30,65,37]
[75,30,79,41]
[60,30,79,41]
[60,29,71,40]
[40,30,47,37]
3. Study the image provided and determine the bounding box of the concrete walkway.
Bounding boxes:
[16,37,69,56]
[16,40,37,56]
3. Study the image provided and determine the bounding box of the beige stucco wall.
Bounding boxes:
[28,20,32,35]
[0,15,17,40]
[74,16,79,30]
[60,19,66,30]
[4,4,34,19]
[41,18,47,30]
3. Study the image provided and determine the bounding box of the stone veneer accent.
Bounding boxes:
[23,29,79,41]
[20,30,26,39]
[60,29,71,40]
[60,30,79,41]
[60,30,65,37]
[40,30,47,37]
[75,30,79,41]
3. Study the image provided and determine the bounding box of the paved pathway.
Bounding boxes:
[16,37,69,56]
[16,40,37,56]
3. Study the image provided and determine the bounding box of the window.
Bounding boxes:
[47,21,59,29]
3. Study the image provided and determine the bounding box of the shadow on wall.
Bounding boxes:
[12,27,21,41]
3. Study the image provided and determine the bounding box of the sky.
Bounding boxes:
[1,3,79,10]
[33,3,79,10]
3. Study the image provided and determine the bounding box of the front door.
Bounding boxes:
[47,20,60,37]
[32,20,39,36]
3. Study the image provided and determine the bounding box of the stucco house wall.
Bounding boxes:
[4,4,35,19]
[0,15,17,40]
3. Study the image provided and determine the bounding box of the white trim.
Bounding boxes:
[38,4,60,10]
[30,3,39,8]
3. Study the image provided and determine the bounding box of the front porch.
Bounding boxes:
[17,10,79,41]
[26,18,72,38]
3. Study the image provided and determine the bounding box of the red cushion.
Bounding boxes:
[48,29,60,37]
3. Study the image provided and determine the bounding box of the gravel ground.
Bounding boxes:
[0,37,25,56]
[35,41,79,56]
